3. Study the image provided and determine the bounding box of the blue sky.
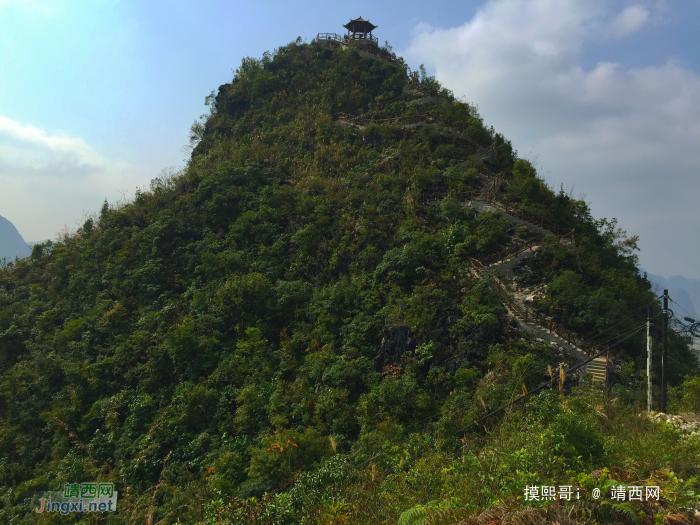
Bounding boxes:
[0,0,698,278]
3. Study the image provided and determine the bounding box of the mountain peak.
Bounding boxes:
[0,215,30,261]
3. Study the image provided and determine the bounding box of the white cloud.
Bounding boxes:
[405,0,700,278]
[609,5,650,38]
[0,115,108,169]
[0,116,134,241]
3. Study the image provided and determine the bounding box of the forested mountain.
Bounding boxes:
[0,215,29,262]
[0,39,698,524]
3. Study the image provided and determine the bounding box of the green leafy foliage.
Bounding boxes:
[0,39,696,524]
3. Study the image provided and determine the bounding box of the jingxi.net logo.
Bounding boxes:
[27,482,118,515]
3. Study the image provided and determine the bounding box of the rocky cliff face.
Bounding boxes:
[0,215,29,261]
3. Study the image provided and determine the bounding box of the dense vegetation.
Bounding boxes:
[0,39,698,524]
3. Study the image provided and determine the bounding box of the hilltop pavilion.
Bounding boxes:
[343,17,377,41]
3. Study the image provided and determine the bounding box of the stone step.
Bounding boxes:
[587,365,607,371]
[586,361,607,368]
[587,368,607,375]
[472,198,574,247]
[486,246,540,270]
[585,361,607,383]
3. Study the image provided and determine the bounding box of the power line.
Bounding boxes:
[669,297,695,323]
[669,297,695,320]
[582,299,657,344]
[462,325,647,435]
[454,286,686,433]
[507,301,656,386]
[516,322,647,386]
[415,295,675,435]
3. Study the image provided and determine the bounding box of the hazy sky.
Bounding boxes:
[1,0,698,278]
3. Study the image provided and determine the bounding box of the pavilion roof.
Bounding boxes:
[343,17,377,33]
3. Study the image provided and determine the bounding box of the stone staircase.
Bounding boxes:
[484,243,539,275]
[466,187,608,383]
[584,357,608,383]
[503,287,608,383]
[467,200,575,247]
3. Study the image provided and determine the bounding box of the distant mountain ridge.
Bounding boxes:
[0,215,30,261]
[645,271,700,319]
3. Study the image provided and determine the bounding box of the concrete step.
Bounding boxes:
[472,198,575,247]
[587,361,607,367]
[585,360,607,383]
[486,245,540,271]
[587,358,607,365]
[587,368,606,376]
[587,366,607,373]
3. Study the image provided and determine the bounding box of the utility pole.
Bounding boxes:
[646,307,652,413]
[660,290,668,413]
